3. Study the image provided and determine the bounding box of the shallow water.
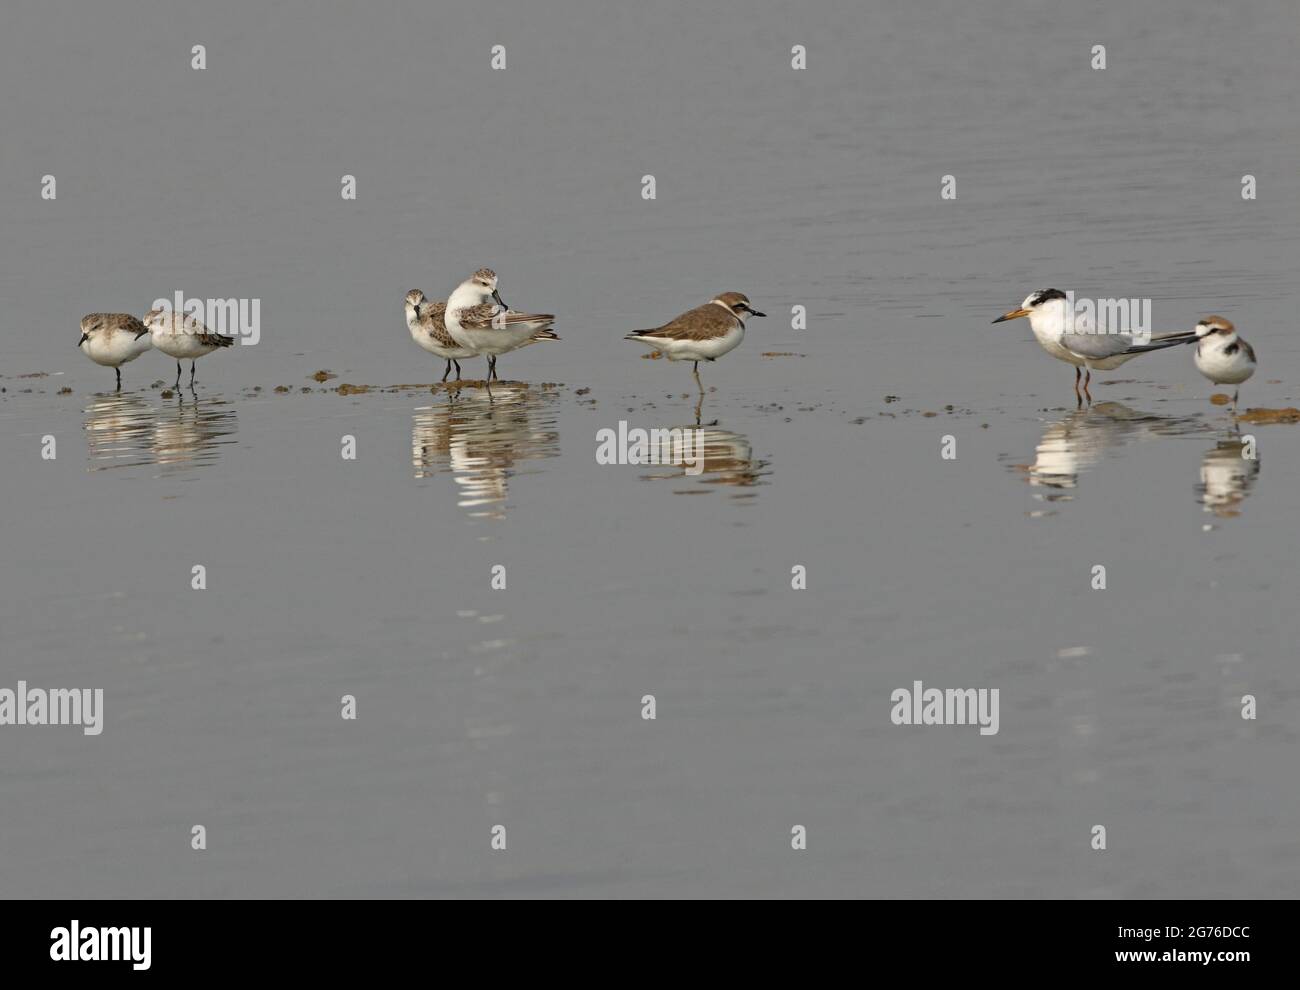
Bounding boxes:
[1,0,1299,898]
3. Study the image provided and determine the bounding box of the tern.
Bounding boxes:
[993,289,1197,402]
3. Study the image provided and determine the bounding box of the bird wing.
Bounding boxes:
[419,301,459,347]
[628,303,738,341]
[161,312,236,347]
[1063,329,1196,359]
[456,302,555,331]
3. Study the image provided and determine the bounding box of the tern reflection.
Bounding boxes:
[1196,435,1259,519]
[1014,401,1202,501]
[84,390,237,474]
[411,384,560,519]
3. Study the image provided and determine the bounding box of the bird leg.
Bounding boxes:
[1082,367,1092,404]
[441,360,451,383]
[190,361,197,385]
[175,361,183,387]
[115,367,122,390]
[453,360,462,381]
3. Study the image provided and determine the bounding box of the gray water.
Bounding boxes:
[2,0,1299,898]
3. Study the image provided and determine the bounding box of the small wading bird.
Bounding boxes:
[1193,316,1256,408]
[143,307,236,386]
[623,291,766,386]
[993,289,1198,403]
[404,290,478,382]
[77,313,153,389]
[444,269,559,381]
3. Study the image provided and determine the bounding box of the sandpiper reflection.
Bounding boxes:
[83,392,156,471]
[1196,435,1260,519]
[84,389,238,475]
[411,384,560,519]
[150,391,238,475]
[1013,401,1202,501]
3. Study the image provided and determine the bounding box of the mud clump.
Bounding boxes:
[311,370,337,382]
[1236,407,1300,424]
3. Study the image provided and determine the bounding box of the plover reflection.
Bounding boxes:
[1197,436,1260,519]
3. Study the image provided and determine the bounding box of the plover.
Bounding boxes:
[444,269,559,381]
[993,289,1197,402]
[623,292,766,382]
[1193,316,1256,407]
[143,307,235,386]
[77,313,153,389]
[405,290,478,382]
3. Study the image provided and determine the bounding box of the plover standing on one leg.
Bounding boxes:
[623,292,766,386]
[1193,316,1256,408]
[993,289,1197,403]
[405,290,478,382]
[77,313,153,389]
[143,308,235,386]
[444,269,559,381]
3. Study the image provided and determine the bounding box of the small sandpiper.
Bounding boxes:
[143,307,235,386]
[624,291,766,383]
[1193,316,1256,408]
[444,268,559,381]
[77,313,153,389]
[405,290,478,382]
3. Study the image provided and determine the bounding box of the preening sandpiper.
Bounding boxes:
[993,289,1197,402]
[444,268,559,381]
[143,307,236,386]
[77,313,153,389]
[1193,316,1256,408]
[405,290,478,382]
[623,291,766,384]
